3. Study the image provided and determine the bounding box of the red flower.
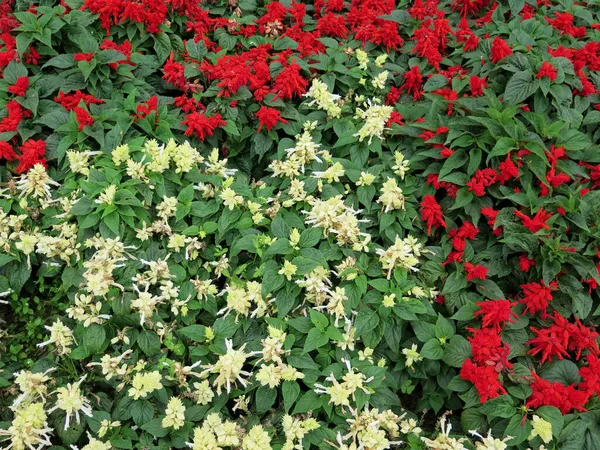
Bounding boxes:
[420,195,446,234]
[55,90,104,110]
[519,254,536,272]
[458,221,479,240]
[315,13,348,38]
[182,112,226,141]
[469,75,487,96]
[536,61,557,81]
[580,354,600,397]
[136,96,158,120]
[490,37,512,64]
[514,208,553,233]
[272,62,307,100]
[474,299,518,330]
[481,207,501,235]
[163,53,188,91]
[497,154,519,183]
[74,52,94,62]
[0,100,26,132]
[8,76,29,96]
[526,372,589,414]
[468,327,512,371]
[467,168,497,196]
[465,262,488,281]
[460,359,507,403]
[519,280,557,317]
[16,139,47,174]
[74,107,94,131]
[431,88,458,115]
[402,66,424,100]
[256,106,288,132]
[0,140,16,162]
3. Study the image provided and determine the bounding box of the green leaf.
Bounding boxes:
[137,330,161,357]
[434,315,455,339]
[255,386,277,414]
[503,72,538,105]
[355,309,380,338]
[153,32,171,65]
[178,325,207,342]
[293,390,322,415]
[309,309,328,331]
[303,328,329,354]
[282,381,300,412]
[83,325,105,353]
[299,228,322,248]
[421,338,443,360]
[141,418,169,438]
[442,272,467,295]
[442,335,471,368]
[131,400,154,426]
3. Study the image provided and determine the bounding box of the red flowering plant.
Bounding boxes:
[0,0,599,448]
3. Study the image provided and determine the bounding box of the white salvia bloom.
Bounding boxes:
[162,397,186,430]
[48,376,93,430]
[392,151,410,180]
[11,369,55,410]
[304,79,342,118]
[372,71,389,90]
[356,48,369,69]
[402,344,423,368]
[200,339,259,394]
[16,164,60,202]
[376,235,424,278]
[400,418,422,435]
[242,425,272,450]
[469,430,513,450]
[37,319,74,355]
[67,151,98,176]
[529,415,552,444]
[128,371,163,400]
[96,185,117,205]
[192,381,214,405]
[313,162,345,183]
[71,433,112,450]
[204,148,237,178]
[0,402,53,450]
[353,100,393,144]
[170,141,203,173]
[112,144,130,165]
[421,417,467,450]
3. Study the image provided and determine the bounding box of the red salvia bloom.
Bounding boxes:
[536,61,558,81]
[469,75,487,96]
[136,96,158,120]
[8,76,28,96]
[16,139,47,174]
[519,254,536,272]
[497,154,519,183]
[182,112,226,141]
[256,106,288,132]
[0,100,26,133]
[402,66,424,100]
[0,140,16,162]
[74,107,94,131]
[431,88,458,115]
[272,62,307,100]
[55,90,104,110]
[490,37,512,64]
[467,327,512,371]
[547,12,586,38]
[527,372,589,414]
[481,207,502,236]
[474,299,518,330]
[420,195,446,234]
[519,280,557,317]
[315,12,348,38]
[467,168,497,196]
[163,53,189,91]
[579,354,600,397]
[74,52,94,62]
[465,262,488,281]
[460,359,507,403]
[514,208,553,233]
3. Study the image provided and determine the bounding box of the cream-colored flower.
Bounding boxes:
[529,415,552,444]
[162,397,186,430]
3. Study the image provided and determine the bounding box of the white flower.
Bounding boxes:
[402,344,423,368]
[162,397,186,430]
[37,319,74,355]
[529,415,552,444]
[48,376,93,430]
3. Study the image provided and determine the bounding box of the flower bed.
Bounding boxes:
[1,0,600,449]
